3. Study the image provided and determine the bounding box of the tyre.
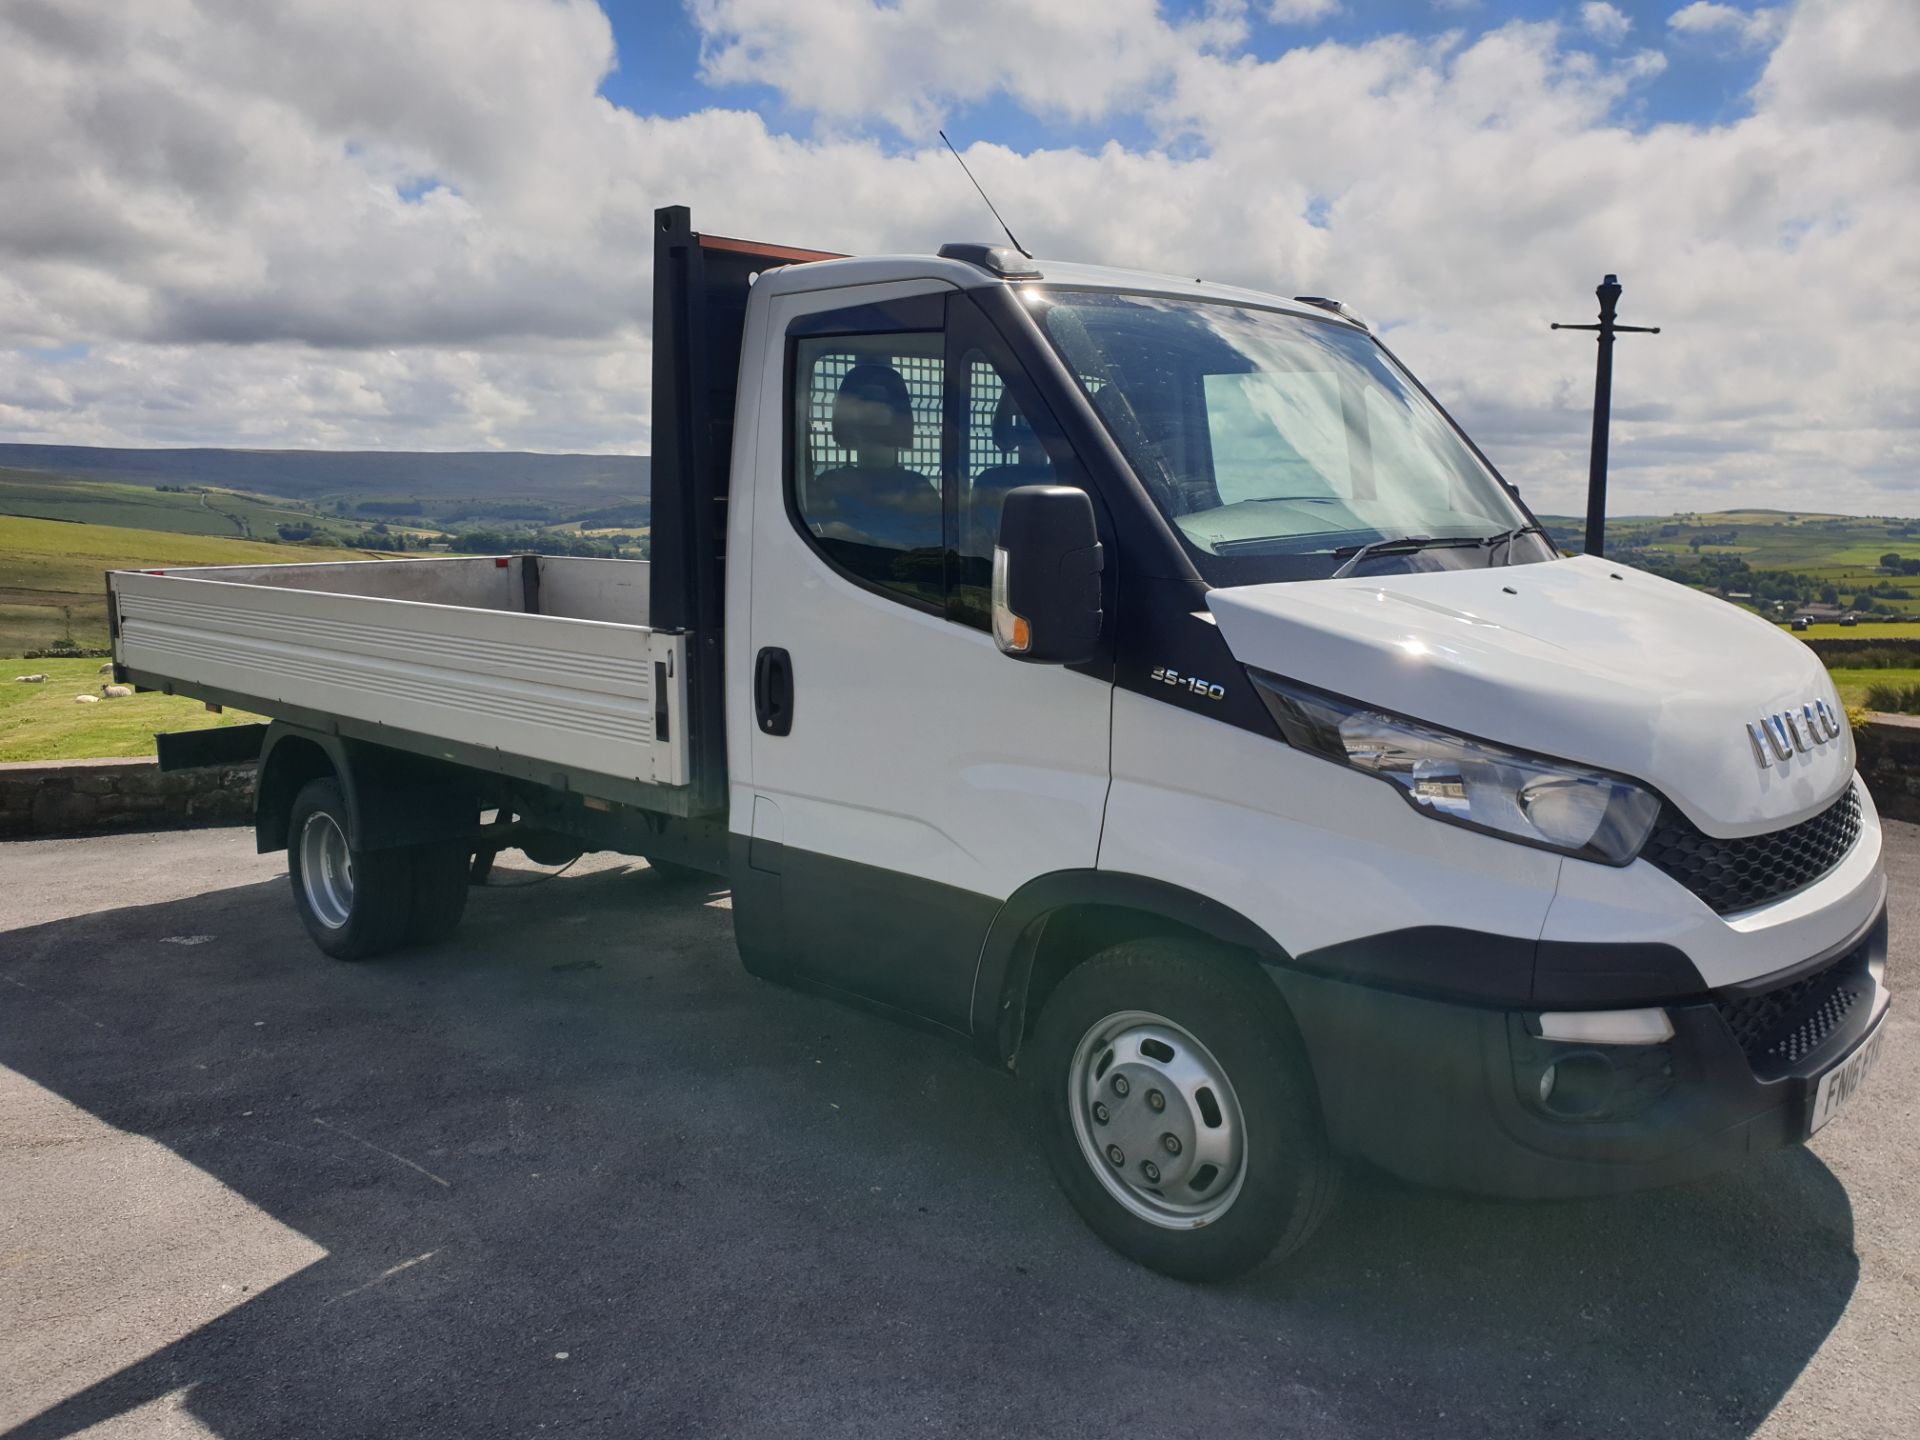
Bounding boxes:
[406,842,471,945]
[1027,938,1339,1281]
[286,777,413,961]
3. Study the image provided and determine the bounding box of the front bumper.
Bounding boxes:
[1268,904,1890,1200]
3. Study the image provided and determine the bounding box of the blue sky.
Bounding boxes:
[596,0,1775,146]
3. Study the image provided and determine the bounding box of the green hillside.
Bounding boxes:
[0,466,328,539]
[0,514,372,655]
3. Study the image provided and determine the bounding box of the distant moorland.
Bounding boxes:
[0,443,649,512]
[0,444,652,564]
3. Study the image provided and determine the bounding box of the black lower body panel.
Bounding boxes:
[729,837,999,1034]
[1268,906,1889,1200]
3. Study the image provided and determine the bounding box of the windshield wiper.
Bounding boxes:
[1482,523,1548,566]
[1329,534,1482,579]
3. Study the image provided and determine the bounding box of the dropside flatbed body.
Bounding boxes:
[111,554,692,811]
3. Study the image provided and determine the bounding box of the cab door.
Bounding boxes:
[741,283,1113,1031]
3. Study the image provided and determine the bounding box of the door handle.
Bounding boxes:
[755,647,794,736]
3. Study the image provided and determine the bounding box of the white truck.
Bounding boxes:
[110,207,1891,1280]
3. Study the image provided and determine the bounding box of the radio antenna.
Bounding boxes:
[938,130,1032,260]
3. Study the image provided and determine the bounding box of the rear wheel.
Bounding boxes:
[1028,938,1339,1281]
[287,778,412,961]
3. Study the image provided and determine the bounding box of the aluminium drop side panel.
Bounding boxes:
[111,570,688,789]
[139,554,529,608]
[128,554,656,623]
[531,556,653,624]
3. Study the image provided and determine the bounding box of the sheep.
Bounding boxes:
[98,662,114,675]
[73,693,99,704]
[14,674,46,683]
[101,683,133,698]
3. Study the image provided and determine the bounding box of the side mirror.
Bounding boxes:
[992,485,1104,664]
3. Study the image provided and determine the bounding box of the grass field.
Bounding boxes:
[1826,666,1920,708]
[1602,516,1918,571]
[0,514,371,655]
[1787,623,1920,640]
[1572,511,1920,617]
[1,657,262,762]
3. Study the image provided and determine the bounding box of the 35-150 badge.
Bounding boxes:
[1150,666,1226,701]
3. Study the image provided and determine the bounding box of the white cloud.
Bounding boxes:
[689,0,1247,133]
[1267,0,1341,22]
[0,0,1917,518]
[1580,3,1633,44]
[1668,2,1788,50]
[1757,0,1920,128]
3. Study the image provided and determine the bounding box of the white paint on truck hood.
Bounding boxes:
[1206,554,1851,837]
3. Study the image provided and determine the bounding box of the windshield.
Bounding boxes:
[1035,291,1547,584]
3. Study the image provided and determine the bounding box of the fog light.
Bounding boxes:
[1512,1015,1675,1124]
[1537,1051,1616,1119]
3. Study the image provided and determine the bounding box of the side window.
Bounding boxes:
[791,330,945,609]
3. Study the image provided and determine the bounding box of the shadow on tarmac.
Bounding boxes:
[0,862,1858,1439]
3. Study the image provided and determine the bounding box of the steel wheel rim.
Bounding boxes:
[1066,1009,1248,1230]
[299,811,354,929]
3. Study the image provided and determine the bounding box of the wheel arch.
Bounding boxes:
[256,723,481,855]
[255,725,345,854]
[971,870,1291,1070]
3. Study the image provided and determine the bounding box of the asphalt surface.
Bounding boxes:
[1,826,1915,1440]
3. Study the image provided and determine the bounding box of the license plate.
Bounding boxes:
[1809,1009,1890,1135]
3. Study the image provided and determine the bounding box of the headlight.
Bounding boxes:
[1250,671,1661,865]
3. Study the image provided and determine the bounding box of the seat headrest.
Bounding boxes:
[992,390,1039,454]
[833,363,915,451]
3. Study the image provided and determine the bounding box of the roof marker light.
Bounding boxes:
[1294,295,1372,331]
[939,243,1043,280]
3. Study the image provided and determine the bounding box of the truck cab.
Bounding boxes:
[112,208,1891,1281]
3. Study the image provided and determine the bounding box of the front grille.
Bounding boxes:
[1713,940,1870,1080]
[1640,785,1861,915]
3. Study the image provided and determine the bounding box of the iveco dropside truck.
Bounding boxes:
[109,206,1891,1279]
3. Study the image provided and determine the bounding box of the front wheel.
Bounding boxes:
[1027,938,1339,1281]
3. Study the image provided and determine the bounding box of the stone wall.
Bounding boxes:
[1854,716,1920,825]
[0,758,256,840]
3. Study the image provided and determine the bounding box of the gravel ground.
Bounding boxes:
[1,825,1914,1439]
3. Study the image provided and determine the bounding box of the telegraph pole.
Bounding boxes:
[1553,275,1660,558]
